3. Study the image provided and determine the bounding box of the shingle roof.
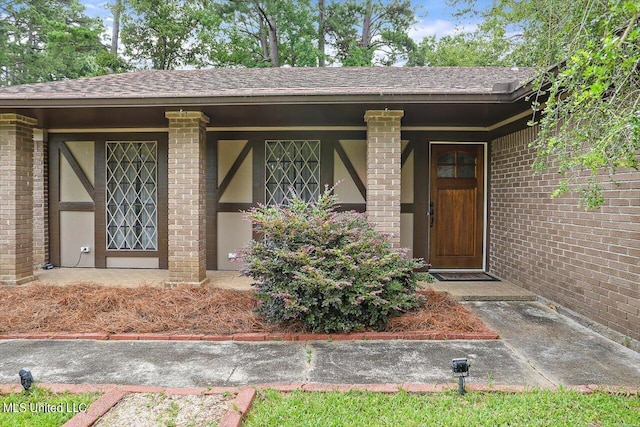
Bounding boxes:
[0,66,536,105]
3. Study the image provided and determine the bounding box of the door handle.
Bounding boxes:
[429,201,435,227]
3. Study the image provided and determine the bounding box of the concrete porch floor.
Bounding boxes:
[429,276,537,301]
[34,268,254,290]
[33,268,536,301]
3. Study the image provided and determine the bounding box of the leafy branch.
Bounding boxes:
[529,2,640,208]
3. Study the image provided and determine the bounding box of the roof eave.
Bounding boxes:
[0,92,525,109]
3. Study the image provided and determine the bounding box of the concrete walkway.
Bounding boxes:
[1,301,638,389]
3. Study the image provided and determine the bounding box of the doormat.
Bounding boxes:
[431,272,500,282]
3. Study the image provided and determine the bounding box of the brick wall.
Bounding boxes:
[490,126,640,342]
[166,111,209,285]
[0,114,37,285]
[33,130,48,268]
[364,110,403,248]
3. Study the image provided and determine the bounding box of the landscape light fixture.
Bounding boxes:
[19,368,34,391]
[451,358,470,395]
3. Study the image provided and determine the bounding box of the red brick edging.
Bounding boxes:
[62,387,126,427]
[219,388,256,427]
[0,331,499,341]
[1,382,637,427]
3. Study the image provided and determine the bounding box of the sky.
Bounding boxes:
[81,0,492,44]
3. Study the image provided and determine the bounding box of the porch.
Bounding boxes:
[33,268,535,301]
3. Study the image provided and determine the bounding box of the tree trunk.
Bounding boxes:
[256,4,279,67]
[318,0,325,67]
[360,0,373,48]
[265,14,279,67]
[258,14,270,63]
[111,0,121,56]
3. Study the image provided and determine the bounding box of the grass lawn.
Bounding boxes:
[0,386,100,427]
[244,389,640,426]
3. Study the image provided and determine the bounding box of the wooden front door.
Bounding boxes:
[429,144,484,269]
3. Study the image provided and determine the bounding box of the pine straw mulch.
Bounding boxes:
[0,282,493,335]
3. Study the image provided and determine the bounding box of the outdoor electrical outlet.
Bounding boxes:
[80,246,91,253]
[228,252,237,260]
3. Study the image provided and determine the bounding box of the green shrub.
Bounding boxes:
[415,272,435,283]
[241,188,424,333]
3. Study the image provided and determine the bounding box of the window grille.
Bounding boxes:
[265,140,320,205]
[437,151,476,178]
[106,142,158,250]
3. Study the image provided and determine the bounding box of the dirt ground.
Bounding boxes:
[93,393,233,427]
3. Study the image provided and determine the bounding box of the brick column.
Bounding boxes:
[364,110,403,248]
[165,111,209,285]
[33,129,49,268]
[0,114,37,285]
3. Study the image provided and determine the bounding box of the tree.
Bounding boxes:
[451,0,581,67]
[531,2,640,208]
[325,0,416,66]
[406,31,511,66]
[0,0,110,85]
[452,0,640,208]
[211,0,415,67]
[212,0,320,67]
[120,0,220,69]
[94,0,131,73]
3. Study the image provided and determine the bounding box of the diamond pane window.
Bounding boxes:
[265,140,320,205]
[106,142,158,250]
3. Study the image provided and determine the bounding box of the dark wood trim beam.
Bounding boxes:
[94,138,107,268]
[403,130,488,143]
[485,141,493,271]
[401,140,414,167]
[58,202,94,211]
[252,139,265,241]
[334,140,366,200]
[413,140,429,263]
[206,134,218,269]
[156,136,169,269]
[104,251,161,258]
[335,203,365,213]
[218,202,254,212]
[214,130,366,141]
[48,139,61,266]
[217,140,252,202]
[252,140,265,206]
[320,138,334,190]
[59,142,95,201]
[401,203,414,214]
